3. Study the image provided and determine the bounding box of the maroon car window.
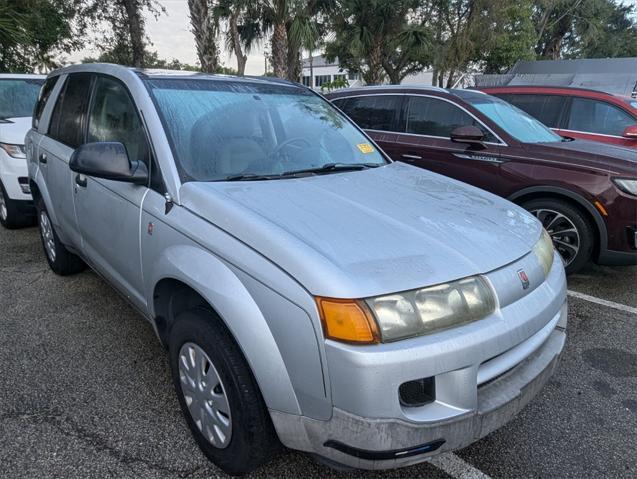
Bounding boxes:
[497,94,566,128]
[405,96,495,141]
[567,97,636,136]
[342,95,401,132]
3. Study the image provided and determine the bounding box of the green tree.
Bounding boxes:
[214,0,262,75]
[326,0,430,85]
[188,0,219,73]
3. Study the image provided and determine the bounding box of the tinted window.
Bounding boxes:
[147,79,387,182]
[463,94,562,143]
[342,95,401,131]
[0,78,44,120]
[406,96,495,141]
[567,98,636,136]
[49,74,92,148]
[87,76,150,166]
[33,76,58,128]
[498,94,566,128]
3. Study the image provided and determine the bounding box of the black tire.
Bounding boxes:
[169,306,280,476]
[521,198,594,275]
[0,180,29,229]
[35,197,85,275]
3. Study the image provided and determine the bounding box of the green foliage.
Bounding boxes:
[319,75,349,92]
[326,0,430,85]
[0,0,79,72]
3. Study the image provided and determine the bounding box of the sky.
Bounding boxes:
[67,0,267,75]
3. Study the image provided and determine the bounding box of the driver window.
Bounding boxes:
[88,77,150,166]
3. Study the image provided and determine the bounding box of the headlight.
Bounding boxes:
[533,229,554,277]
[613,178,637,197]
[0,143,26,159]
[365,276,495,342]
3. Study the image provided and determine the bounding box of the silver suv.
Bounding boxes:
[26,64,567,475]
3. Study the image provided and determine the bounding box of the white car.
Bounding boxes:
[0,74,45,228]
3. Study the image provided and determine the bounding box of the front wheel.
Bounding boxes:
[522,198,594,274]
[169,307,280,475]
[0,180,29,229]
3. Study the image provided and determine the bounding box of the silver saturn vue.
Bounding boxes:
[26,64,567,475]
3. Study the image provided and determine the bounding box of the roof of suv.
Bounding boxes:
[47,63,300,88]
[478,84,630,100]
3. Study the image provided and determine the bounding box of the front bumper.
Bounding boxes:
[270,251,567,469]
[271,324,565,469]
[0,150,31,201]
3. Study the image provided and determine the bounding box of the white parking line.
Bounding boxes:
[567,290,637,315]
[429,453,493,479]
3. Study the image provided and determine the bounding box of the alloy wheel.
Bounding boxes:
[178,342,232,449]
[530,208,580,267]
[39,210,56,262]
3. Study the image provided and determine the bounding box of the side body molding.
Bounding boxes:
[146,243,302,416]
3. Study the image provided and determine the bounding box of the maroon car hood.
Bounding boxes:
[529,139,637,176]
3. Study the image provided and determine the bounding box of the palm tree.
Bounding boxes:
[188,0,219,73]
[215,0,262,76]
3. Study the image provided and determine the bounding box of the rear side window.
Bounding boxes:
[33,76,59,129]
[498,94,566,128]
[87,76,150,166]
[340,95,401,131]
[567,98,636,136]
[48,73,92,148]
[406,96,495,141]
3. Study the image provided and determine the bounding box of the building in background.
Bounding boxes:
[301,55,434,91]
[475,58,637,98]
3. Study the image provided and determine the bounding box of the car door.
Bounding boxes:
[38,73,93,249]
[394,95,504,193]
[560,96,637,147]
[72,75,151,310]
[332,94,405,159]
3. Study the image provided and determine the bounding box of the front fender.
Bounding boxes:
[147,244,302,416]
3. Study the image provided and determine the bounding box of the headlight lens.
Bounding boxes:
[365,276,496,342]
[533,229,554,277]
[0,142,26,159]
[613,178,637,197]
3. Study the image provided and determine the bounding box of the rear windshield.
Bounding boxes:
[457,90,563,143]
[146,78,387,182]
[0,78,44,119]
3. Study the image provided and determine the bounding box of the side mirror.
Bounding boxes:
[450,125,485,146]
[622,125,637,139]
[69,142,148,185]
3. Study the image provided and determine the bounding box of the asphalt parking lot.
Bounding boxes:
[1,225,635,479]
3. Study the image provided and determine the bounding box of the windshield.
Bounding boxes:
[461,93,563,143]
[146,78,387,182]
[0,79,44,119]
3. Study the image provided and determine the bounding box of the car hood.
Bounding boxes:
[180,162,541,298]
[533,139,637,176]
[0,117,32,145]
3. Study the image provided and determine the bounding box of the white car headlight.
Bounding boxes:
[366,276,496,342]
[613,178,637,197]
[0,142,26,159]
[533,229,554,277]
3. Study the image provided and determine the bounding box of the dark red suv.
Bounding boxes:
[326,86,637,273]
[479,85,637,148]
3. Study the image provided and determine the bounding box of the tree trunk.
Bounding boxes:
[271,21,288,79]
[121,0,145,67]
[286,41,301,82]
[229,12,247,75]
[541,14,571,60]
[188,0,218,73]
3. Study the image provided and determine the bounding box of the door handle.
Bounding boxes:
[401,154,422,161]
[39,153,47,164]
[75,174,87,187]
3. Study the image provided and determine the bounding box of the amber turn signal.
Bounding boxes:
[316,297,380,344]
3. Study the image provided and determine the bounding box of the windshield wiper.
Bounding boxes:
[279,162,383,177]
[221,173,279,181]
